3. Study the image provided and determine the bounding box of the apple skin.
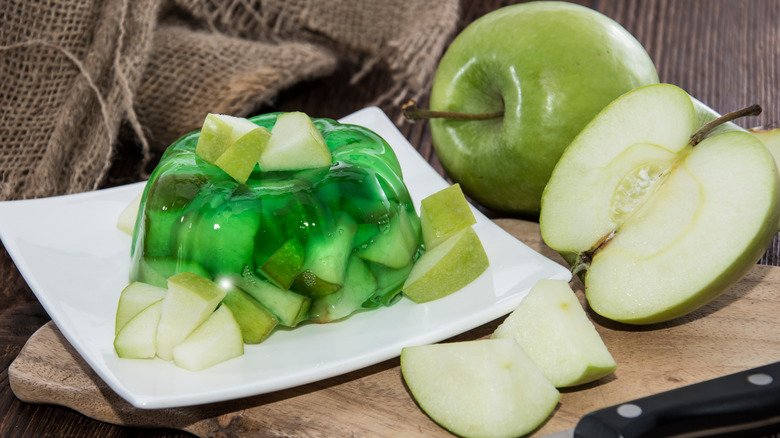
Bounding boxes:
[429,1,659,217]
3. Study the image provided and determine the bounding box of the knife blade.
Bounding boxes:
[542,361,780,438]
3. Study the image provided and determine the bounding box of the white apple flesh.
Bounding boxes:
[173,304,244,371]
[400,338,560,438]
[155,272,226,360]
[540,84,780,324]
[491,279,616,387]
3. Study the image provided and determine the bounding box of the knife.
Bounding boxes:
[543,361,780,438]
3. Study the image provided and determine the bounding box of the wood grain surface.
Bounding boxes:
[3,1,780,437]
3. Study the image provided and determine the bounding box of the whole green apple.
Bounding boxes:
[426,1,659,217]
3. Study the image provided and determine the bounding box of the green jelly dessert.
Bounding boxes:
[130,113,422,328]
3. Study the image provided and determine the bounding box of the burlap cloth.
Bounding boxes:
[0,0,459,201]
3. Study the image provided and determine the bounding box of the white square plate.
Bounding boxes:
[0,107,571,409]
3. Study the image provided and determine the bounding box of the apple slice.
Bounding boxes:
[117,191,142,235]
[156,272,226,361]
[113,300,162,359]
[540,84,780,324]
[114,281,167,335]
[231,271,310,327]
[357,207,420,269]
[420,183,476,249]
[292,212,357,297]
[258,112,332,171]
[491,279,616,387]
[195,114,254,163]
[219,280,278,344]
[257,237,305,290]
[400,338,560,438]
[213,123,271,183]
[308,255,378,323]
[172,304,244,371]
[402,227,488,303]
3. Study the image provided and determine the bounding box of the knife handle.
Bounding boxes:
[574,361,780,438]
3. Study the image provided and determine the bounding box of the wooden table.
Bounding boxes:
[2,1,780,437]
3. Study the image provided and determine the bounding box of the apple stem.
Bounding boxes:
[689,104,762,146]
[402,100,504,123]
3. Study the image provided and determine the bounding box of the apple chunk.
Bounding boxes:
[114,281,167,335]
[491,279,616,387]
[113,300,162,359]
[258,111,332,171]
[402,227,488,303]
[117,191,142,235]
[540,83,780,324]
[400,339,560,438]
[155,272,226,360]
[420,183,476,249]
[173,304,244,371]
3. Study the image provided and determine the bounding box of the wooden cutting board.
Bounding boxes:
[10,219,780,437]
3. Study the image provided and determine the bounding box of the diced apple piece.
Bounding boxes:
[115,281,167,335]
[232,271,310,327]
[492,279,617,387]
[113,300,162,359]
[214,123,271,183]
[173,304,244,371]
[156,272,226,361]
[357,208,419,269]
[117,191,142,235]
[258,237,305,290]
[420,183,477,249]
[403,227,488,303]
[401,338,560,438]
[292,213,357,297]
[219,280,278,344]
[258,112,332,171]
[196,113,256,164]
[309,256,378,323]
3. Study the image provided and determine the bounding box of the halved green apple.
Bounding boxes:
[540,83,780,324]
[491,279,616,387]
[400,338,560,438]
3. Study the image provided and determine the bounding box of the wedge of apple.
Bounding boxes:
[117,191,142,235]
[420,183,476,249]
[115,281,167,335]
[402,227,488,303]
[156,272,226,360]
[173,304,244,371]
[401,338,560,438]
[219,280,278,344]
[195,113,271,183]
[492,279,616,387]
[540,83,780,324]
[113,299,163,359]
[258,111,332,171]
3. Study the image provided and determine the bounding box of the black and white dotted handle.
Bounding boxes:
[574,361,780,438]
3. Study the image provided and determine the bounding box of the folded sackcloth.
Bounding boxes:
[0,0,459,201]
